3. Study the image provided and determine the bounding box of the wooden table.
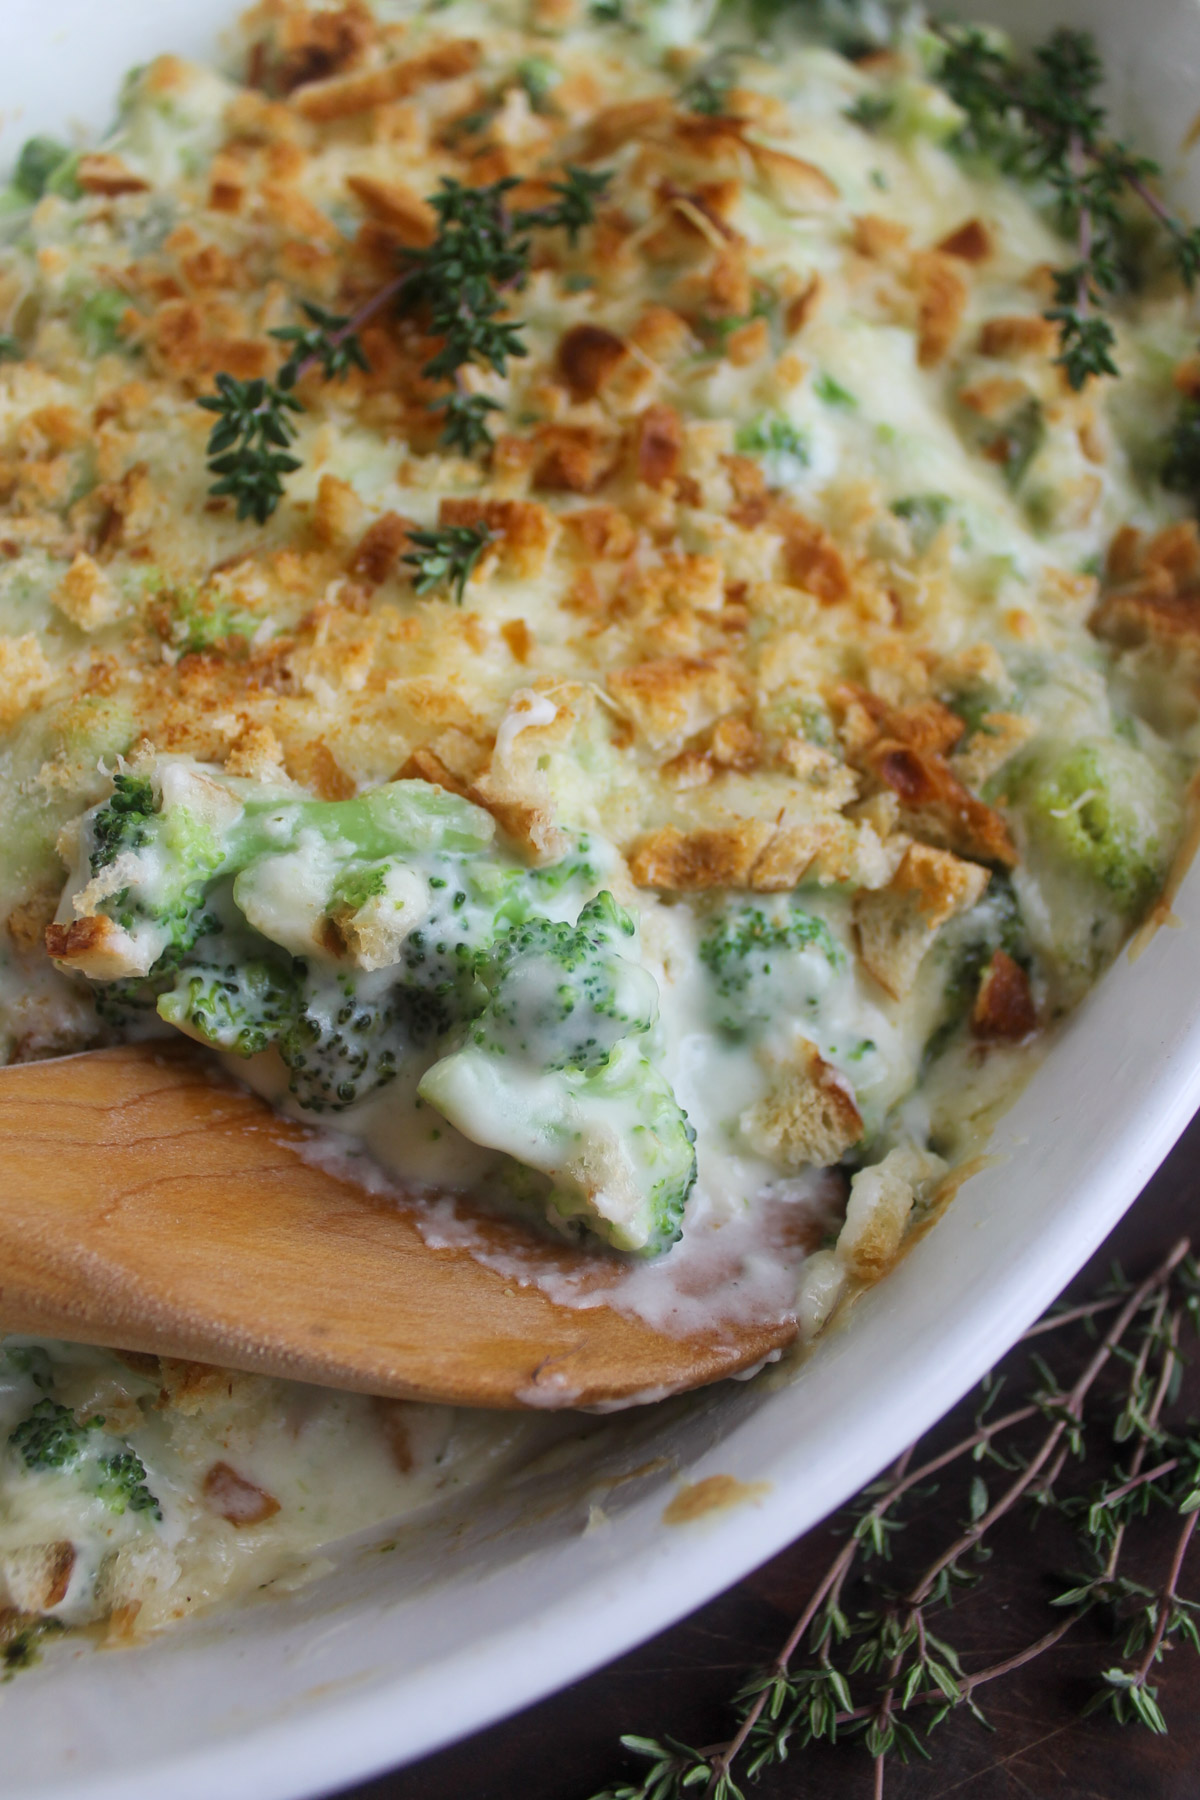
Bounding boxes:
[341,1113,1200,1800]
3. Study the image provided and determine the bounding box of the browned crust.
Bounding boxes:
[937,218,993,264]
[290,38,480,120]
[45,917,110,961]
[557,324,628,400]
[634,405,683,489]
[972,950,1037,1040]
[912,250,967,368]
[864,739,1016,866]
[978,314,1058,358]
[351,512,413,586]
[345,174,437,246]
[202,1461,281,1526]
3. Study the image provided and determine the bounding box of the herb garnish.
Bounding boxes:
[588,1238,1200,1798]
[197,169,610,522]
[198,299,378,524]
[679,49,740,118]
[198,374,304,526]
[402,523,496,606]
[936,27,1200,389]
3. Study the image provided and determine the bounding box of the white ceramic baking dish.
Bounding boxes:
[4,1,1200,1794]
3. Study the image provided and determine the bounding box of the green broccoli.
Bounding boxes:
[95,1450,162,1519]
[734,415,810,487]
[157,956,296,1057]
[813,371,857,409]
[8,1398,100,1471]
[56,763,698,1247]
[700,898,843,1035]
[7,1399,162,1521]
[75,289,131,357]
[2,1616,64,1680]
[995,734,1183,990]
[89,772,155,874]
[515,55,560,111]
[167,586,262,655]
[12,135,80,202]
[277,971,405,1111]
[421,1041,696,1256]
[418,892,694,1254]
[1163,397,1200,505]
[891,493,953,552]
[472,891,657,1071]
[922,872,1031,1066]
[1005,738,1180,916]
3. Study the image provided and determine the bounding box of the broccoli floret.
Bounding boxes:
[12,135,79,201]
[421,1039,696,1256]
[2,1616,64,1680]
[95,1451,161,1519]
[515,54,559,110]
[89,773,156,874]
[167,587,262,655]
[1006,739,1179,915]
[75,289,131,358]
[1163,398,1200,504]
[7,1399,162,1523]
[278,971,405,1112]
[700,898,843,1034]
[813,371,857,408]
[891,493,953,552]
[418,892,694,1254]
[922,872,1031,1066]
[58,763,697,1249]
[158,956,296,1056]
[8,1399,100,1472]
[1,1344,54,1388]
[734,415,810,487]
[997,735,1183,990]
[474,891,657,1072]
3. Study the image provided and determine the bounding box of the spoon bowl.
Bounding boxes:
[0,1042,795,1408]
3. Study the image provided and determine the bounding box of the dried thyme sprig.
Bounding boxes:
[936,27,1200,388]
[588,1238,1200,1800]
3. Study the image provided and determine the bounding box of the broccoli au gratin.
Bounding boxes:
[2,0,1200,1660]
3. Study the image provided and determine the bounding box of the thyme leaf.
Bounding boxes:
[586,1239,1200,1799]
[936,26,1200,388]
[197,373,303,526]
[402,523,495,605]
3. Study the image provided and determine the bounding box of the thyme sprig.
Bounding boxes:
[402,523,495,605]
[197,290,390,524]
[198,373,303,526]
[198,166,610,523]
[936,27,1200,388]
[588,1238,1200,1800]
[394,168,611,449]
[269,300,372,386]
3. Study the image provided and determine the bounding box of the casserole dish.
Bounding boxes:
[3,0,1200,1794]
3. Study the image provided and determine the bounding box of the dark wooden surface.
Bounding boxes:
[338,1113,1200,1800]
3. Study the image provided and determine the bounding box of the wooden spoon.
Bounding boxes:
[0,1042,795,1409]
